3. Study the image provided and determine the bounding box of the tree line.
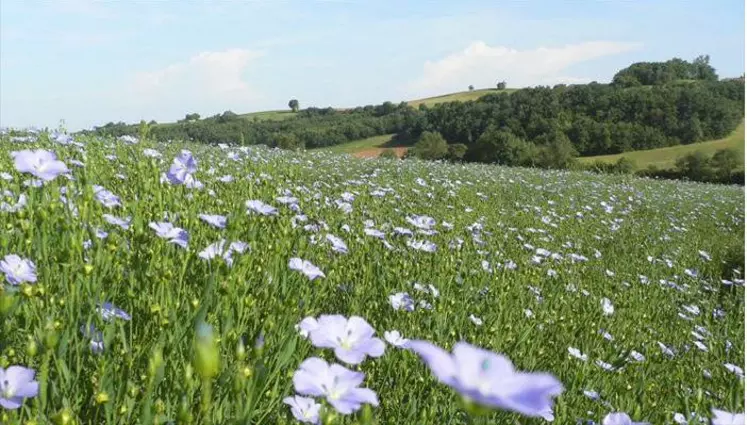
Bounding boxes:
[86,56,744,182]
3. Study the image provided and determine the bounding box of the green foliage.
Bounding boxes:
[404,72,743,158]
[138,120,151,142]
[447,143,468,161]
[184,113,200,122]
[710,148,742,181]
[468,85,475,91]
[639,148,744,184]
[536,130,578,169]
[496,81,507,90]
[379,149,399,159]
[288,99,300,112]
[272,132,304,151]
[469,126,537,166]
[0,132,743,424]
[612,56,718,87]
[409,131,449,160]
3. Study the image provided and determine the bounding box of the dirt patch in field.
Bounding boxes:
[353,147,408,158]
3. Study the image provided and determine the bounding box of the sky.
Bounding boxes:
[1,0,744,131]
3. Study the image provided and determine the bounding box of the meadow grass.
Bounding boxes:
[237,110,297,122]
[580,121,745,170]
[0,132,743,425]
[406,88,517,108]
[317,134,396,154]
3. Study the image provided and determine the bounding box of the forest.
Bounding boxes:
[87,56,744,179]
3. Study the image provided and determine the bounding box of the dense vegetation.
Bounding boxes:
[88,102,420,151]
[0,133,743,424]
[85,57,744,180]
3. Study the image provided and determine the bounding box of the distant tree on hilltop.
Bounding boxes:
[288,99,300,112]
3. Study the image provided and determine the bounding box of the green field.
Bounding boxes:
[580,121,745,170]
[238,110,297,121]
[0,133,743,424]
[406,88,516,108]
[319,134,396,153]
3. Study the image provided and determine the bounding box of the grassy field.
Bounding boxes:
[238,110,297,121]
[580,121,745,170]
[406,88,516,108]
[319,134,396,154]
[0,131,743,424]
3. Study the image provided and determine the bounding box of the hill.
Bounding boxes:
[330,121,746,164]
[580,120,744,170]
[406,88,517,108]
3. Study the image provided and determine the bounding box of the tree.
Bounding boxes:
[447,143,468,161]
[468,85,475,91]
[273,133,304,150]
[469,126,537,166]
[496,81,507,90]
[409,131,448,160]
[536,130,578,169]
[675,151,713,181]
[288,99,300,112]
[710,148,741,181]
[185,113,200,121]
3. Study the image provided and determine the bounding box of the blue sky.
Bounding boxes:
[1,0,744,131]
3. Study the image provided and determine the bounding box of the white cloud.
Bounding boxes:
[408,41,641,96]
[127,48,265,121]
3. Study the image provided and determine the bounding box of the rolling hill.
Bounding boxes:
[579,120,745,170]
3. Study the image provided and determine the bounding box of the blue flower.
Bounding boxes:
[283,395,321,424]
[0,366,39,410]
[307,315,385,365]
[199,214,227,229]
[103,214,131,230]
[711,409,745,425]
[292,357,379,415]
[149,222,189,248]
[92,185,122,208]
[166,150,197,185]
[0,254,37,285]
[11,149,69,181]
[602,412,650,425]
[289,258,325,280]
[408,340,563,420]
[97,302,132,321]
[246,200,278,216]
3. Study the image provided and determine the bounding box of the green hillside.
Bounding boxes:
[237,110,297,121]
[580,120,745,170]
[406,88,517,107]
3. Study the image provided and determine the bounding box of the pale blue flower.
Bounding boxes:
[711,409,745,425]
[199,214,227,229]
[292,357,379,415]
[11,149,69,181]
[408,340,563,420]
[289,258,324,280]
[0,366,39,409]
[149,222,189,248]
[283,395,321,424]
[97,302,131,321]
[246,200,278,216]
[166,150,197,185]
[308,315,385,365]
[389,292,415,312]
[92,185,121,208]
[384,330,409,348]
[602,412,650,425]
[0,254,37,285]
[103,214,131,230]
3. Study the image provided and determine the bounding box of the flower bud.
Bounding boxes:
[193,322,220,380]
